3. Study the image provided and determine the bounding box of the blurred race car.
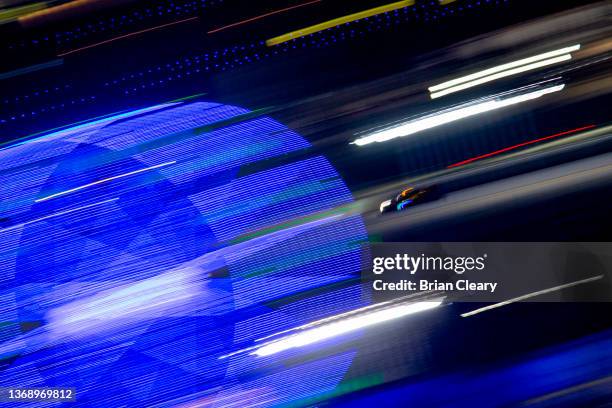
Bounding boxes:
[379,185,441,213]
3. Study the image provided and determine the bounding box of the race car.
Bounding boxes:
[379,185,441,213]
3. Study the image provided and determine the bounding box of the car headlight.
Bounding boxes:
[379,199,392,213]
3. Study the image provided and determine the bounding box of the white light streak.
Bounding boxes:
[428,44,580,93]
[35,161,176,202]
[46,267,198,338]
[253,301,442,357]
[461,275,603,317]
[353,84,564,146]
[430,54,572,99]
[0,198,118,233]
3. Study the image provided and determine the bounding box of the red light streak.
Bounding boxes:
[207,0,322,34]
[447,125,597,169]
[58,16,199,57]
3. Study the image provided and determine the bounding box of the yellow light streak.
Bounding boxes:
[266,0,414,47]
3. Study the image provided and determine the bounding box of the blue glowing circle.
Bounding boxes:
[0,101,369,407]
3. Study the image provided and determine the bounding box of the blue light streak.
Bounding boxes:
[0,100,369,407]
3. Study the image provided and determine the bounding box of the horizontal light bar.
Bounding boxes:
[428,44,580,93]
[253,301,442,356]
[353,84,565,146]
[430,54,572,99]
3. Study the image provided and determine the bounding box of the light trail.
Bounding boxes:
[46,267,198,338]
[461,275,604,317]
[0,1,47,24]
[19,0,133,27]
[252,301,442,357]
[0,198,118,233]
[447,124,596,168]
[0,103,176,151]
[266,0,414,46]
[57,16,199,56]
[208,0,321,34]
[522,376,612,406]
[428,44,580,93]
[34,161,175,202]
[430,54,573,99]
[353,83,565,146]
[253,296,404,343]
[0,59,63,80]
